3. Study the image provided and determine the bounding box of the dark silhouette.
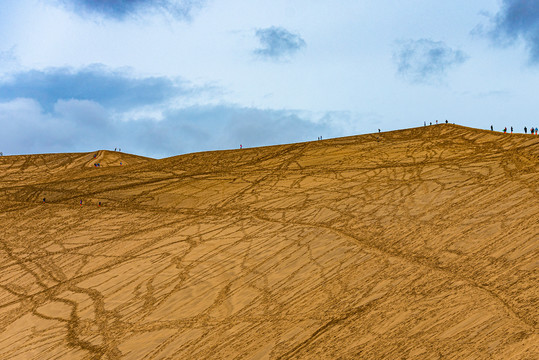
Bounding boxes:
[511,126,513,133]
[445,120,448,124]
[524,127,527,134]
[491,125,493,131]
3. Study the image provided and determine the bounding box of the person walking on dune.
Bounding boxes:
[532,128,535,135]
[524,126,527,134]
[511,126,513,134]
[504,127,507,134]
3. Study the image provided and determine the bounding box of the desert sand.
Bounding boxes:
[0,124,537,359]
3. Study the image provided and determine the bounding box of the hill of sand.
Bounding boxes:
[0,124,537,359]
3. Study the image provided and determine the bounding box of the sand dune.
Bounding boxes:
[0,124,537,359]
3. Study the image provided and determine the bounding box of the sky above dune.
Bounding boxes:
[1,0,538,158]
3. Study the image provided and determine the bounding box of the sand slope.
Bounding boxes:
[0,124,537,359]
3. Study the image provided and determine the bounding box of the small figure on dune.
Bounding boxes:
[424,121,426,126]
[535,127,538,134]
[430,122,432,125]
[445,120,448,124]
[42,198,46,203]
[524,126,527,134]
[98,201,101,207]
[240,144,242,149]
[503,127,507,133]
[378,129,381,133]
[80,200,83,206]
[115,148,117,151]
[511,126,513,134]
[532,128,535,135]
[491,125,493,131]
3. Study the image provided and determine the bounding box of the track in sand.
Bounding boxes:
[0,124,537,359]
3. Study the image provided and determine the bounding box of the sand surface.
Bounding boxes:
[0,124,537,359]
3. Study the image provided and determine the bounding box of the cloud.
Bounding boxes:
[0,99,358,158]
[57,0,205,20]
[488,0,539,64]
[0,65,197,112]
[0,65,375,158]
[393,39,468,84]
[254,26,306,60]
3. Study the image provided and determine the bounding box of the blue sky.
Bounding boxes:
[1,0,538,157]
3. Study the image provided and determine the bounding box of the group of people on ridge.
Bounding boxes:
[497,126,538,134]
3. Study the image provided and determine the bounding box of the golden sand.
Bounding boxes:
[0,124,537,359]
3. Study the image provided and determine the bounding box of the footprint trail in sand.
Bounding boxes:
[0,124,537,359]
